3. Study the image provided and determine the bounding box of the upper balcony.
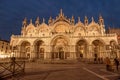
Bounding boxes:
[11,33,117,38]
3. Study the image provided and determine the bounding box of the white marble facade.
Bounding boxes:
[10,9,119,60]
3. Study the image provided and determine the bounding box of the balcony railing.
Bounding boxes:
[11,33,116,38]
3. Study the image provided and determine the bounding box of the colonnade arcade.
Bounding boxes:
[91,40,105,58]
[19,40,45,59]
[76,39,105,59]
[13,39,118,60]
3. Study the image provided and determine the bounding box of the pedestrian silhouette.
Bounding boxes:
[114,58,119,71]
[105,57,111,71]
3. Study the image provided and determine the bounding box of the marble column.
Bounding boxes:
[17,45,21,58]
[30,45,35,59]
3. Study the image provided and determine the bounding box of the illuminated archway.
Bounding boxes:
[34,40,45,59]
[92,40,105,58]
[20,41,30,58]
[51,35,69,59]
[76,39,88,59]
[110,40,117,58]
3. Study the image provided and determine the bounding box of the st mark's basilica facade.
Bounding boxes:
[10,9,119,61]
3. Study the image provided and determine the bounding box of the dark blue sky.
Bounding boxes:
[0,0,120,40]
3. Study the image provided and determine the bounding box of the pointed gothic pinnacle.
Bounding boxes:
[60,9,63,16]
[99,14,103,19]
[92,17,94,22]
[43,18,45,23]
[48,16,52,24]
[78,17,80,22]
[85,16,88,20]
[35,17,40,26]
[72,15,74,19]
[23,17,27,25]
[49,16,52,19]
[24,17,27,21]
[36,16,39,21]
[30,19,32,24]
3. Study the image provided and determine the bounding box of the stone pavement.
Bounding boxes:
[7,62,120,80]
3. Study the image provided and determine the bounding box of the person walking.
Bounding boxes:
[114,58,119,71]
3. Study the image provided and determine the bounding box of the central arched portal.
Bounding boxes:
[51,36,69,60]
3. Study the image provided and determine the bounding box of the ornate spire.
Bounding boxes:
[84,16,88,26]
[71,15,75,25]
[35,17,40,26]
[22,17,27,27]
[78,17,81,22]
[85,16,88,20]
[60,9,63,16]
[48,16,53,25]
[91,17,95,23]
[42,18,45,23]
[58,9,65,18]
[99,14,102,19]
[30,19,32,24]
[99,14,104,25]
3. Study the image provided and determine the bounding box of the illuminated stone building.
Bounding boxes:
[107,27,120,55]
[10,9,119,61]
[0,40,11,58]
[107,27,120,44]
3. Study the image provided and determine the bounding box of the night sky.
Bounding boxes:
[0,0,120,41]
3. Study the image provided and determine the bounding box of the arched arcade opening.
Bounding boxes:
[34,40,45,59]
[91,40,105,58]
[20,41,31,58]
[76,39,88,59]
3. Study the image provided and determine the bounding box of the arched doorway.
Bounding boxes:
[20,41,30,58]
[51,36,69,60]
[110,40,117,58]
[34,40,45,59]
[92,40,104,58]
[76,40,88,59]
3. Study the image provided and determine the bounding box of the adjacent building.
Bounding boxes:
[107,27,120,56]
[0,40,11,58]
[107,27,120,44]
[10,9,119,61]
